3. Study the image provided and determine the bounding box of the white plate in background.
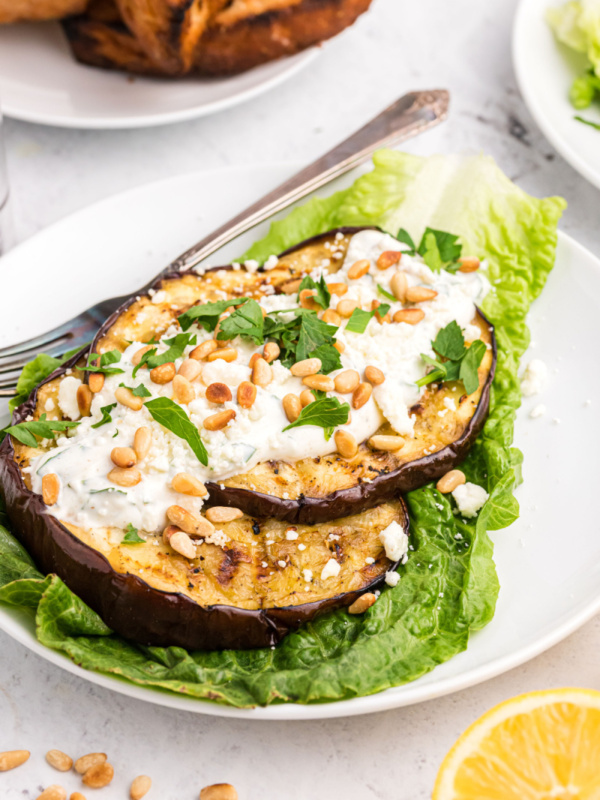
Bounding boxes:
[0,22,318,129]
[1,163,599,719]
[513,0,600,189]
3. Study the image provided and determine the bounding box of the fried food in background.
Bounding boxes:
[0,0,86,24]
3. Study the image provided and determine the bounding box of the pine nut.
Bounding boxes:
[237,381,257,409]
[252,357,272,387]
[393,308,425,325]
[88,373,104,394]
[172,472,208,497]
[335,430,358,459]
[283,394,302,422]
[111,447,137,469]
[130,775,152,800]
[82,762,114,789]
[74,753,106,774]
[162,525,179,545]
[206,382,232,404]
[115,386,144,411]
[76,384,92,417]
[368,435,405,451]
[190,340,217,360]
[334,340,345,353]
[167,505,215,537]
[133,427,151,460]
[336,299,359,318]
[390,271,408,302]
[459,256,480,273]
[0,750,30,771]
[303,374,334,392]
[248,353,261,369]
[46,750,73,772]
[290,357,321,377]
[348,592,377,614]
[281,278,302,294]
[150,362,176,384]
[169,531,197,560]
[178,358,202,382]
[436,469,466,494]
[108,467,142,487]
[333,370,360,394]
[200,785,238,800]
[371,299,391,324]
[205,506,244,523]
[70,793,87,800]
[322,309,342,325]
[352,382,372,410]
[172,374,195,405]
[36,786,66,800]
[207,347,237,363]
[405,286,438,303]
[42,473,60,506]
[365,366,385,386]
[376,250,402,270]
[347,259,370,279]
[299,289,320,310]
[204,409,236,431]
[132,345,153,366]
[263,342,280,363]
[300,389,315,407]
[327,282,348,296]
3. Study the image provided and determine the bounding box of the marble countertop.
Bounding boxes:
[2,0,600,797]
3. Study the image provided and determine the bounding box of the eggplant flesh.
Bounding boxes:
[89,227,496,524]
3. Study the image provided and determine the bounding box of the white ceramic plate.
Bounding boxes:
[513,0,600,189]
[0,22,317,129]
[1,163,600,720]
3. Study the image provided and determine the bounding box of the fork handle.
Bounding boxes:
[165,89,449,276]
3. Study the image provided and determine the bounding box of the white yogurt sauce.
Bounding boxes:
[29,229,489,534]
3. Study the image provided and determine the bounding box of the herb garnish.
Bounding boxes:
[574,115,600,131]
[144,397,208,465]
[298,275,331,310]
[283,395,350,440]
[5,414,80,448]
[133,332,196,377]
[377,283,397,302]
[217,299,264,345]
[91,403,117,429]
[80,349,124,376]
[345,305,390,334]
[308,343,343,374]
[178,299,246,332]
[416,321,486,395]
[396,228,417,252]
[119,383,152,398]
[263,310,339,369]
[396,226,467,274]
[122,523,145,544]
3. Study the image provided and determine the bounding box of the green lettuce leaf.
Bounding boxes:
[548,1,600,110]
[0,150,565,707]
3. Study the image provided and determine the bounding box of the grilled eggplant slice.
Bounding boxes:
[0,0,86,24]
[0,392,407,650]
[62,0,373,76]
[84,226,496,524]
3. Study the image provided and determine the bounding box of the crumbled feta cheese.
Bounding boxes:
[44,398,55,412]
[365,557,375,565]
[303,569,313,583]
[285,529,298,540]
[321,559,341,580]
[379,521,409,562]
[57,375,82,421]
[263,255,279,271]
[452,482,489,518]
[520,359,548,397]
[385,571,400,587]
[205,529,229,547]
[244,259,260,273]
[530,404,546,419]
[277,560,286,568]
[297,543,306,551]
[151,290,167,305]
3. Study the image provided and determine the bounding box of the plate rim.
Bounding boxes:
[0,27,319,130]
[1,164,599,719]
[512,0,600,190]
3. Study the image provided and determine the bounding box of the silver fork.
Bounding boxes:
[0,89,449,397]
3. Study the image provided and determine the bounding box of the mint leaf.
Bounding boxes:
[5,414,79,448]
[80,349,124,376]
[119,383,151,398]
[433,321,466,361]
[217,299,264,344]
[144,397,208,465]
[308,343,342,375]
[91,403,117,429]
[396,227,416,253]
[298,275,331,310]
[459,339,487,395]
[133,332,196,377]
[283,395,350,440]
[122,523,145,544]
[377,283,397,302]
[419,231,443,272]
[345,308,375,334]
[418,228,462,264]
[178,299,246,332]
[296,314,337,362]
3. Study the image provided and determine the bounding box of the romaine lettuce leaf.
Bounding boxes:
[548,0,600,110]
[0,151,565,707]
